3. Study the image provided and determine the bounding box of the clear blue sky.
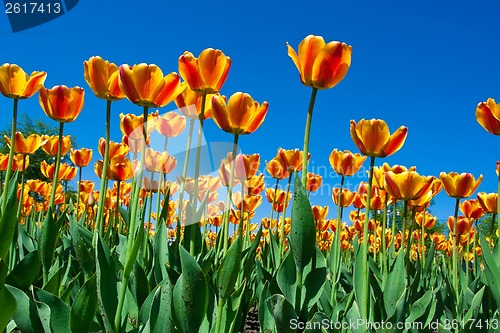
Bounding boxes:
[1,0,499,222]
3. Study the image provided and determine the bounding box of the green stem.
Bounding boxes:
[96,100,112,235]
[222,134,239,254]
[176,118,195,241]
[280,173,293,257]
[381,194,388,274]
[114,105,149,331]
[2,98,18,212]
[190,93,207,256]
[360,156,375,324]
[16,154,27,220]
[402,201,408,253]
[300,87,318,186]
[76,166,82,218]
[143,172,155,258]
[391,200,397,247]
[452,198,460,316]
[331,175,345,306]
[49,122,64,212]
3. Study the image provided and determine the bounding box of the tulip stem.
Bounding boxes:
[222,133,239,254]
[76,167,82,219]
[452,198,460,316]
[16,154,27,220]
[96,100,112,236]
[360,155,375,325]
[49,122,64,213]
[280,173,293,257]
[381,194,389,276]
[391,200,397,247]
[190,93,207,256]
[301,87,318,186]
[176,118,195,241]
[2,98,18,213]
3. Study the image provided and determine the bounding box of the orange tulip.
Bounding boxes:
[306,172,322,192]
[477,192,498,214]
[265,188,290,213]
[246,174,265,196]
[266,157,289,180]
[278,148,305,173]
[70,148,93,167]
[178,48,231,94]
[459,199,484,220]
[12,154,28,171]
[61,164,78,181]
[143,176,159,193]
[447,216,473,235]
[439,172,483,199]
[218,158,239,187]
[211,93,269,135]
[174,83,215,119]
[332,188,357,207]
[83,56,124,100]
[476,98,500,135]
[312,205,329,223]
[4,132,46,155]
[155,111,186,138]
[350,119,408,158]
[287,35,352,90]
[232,192,262,213]
[0,63,47,99]
[98,138,129,159]
[232,153,260,180]
[372,163,416,189]
[145,148,177,174]
[122,135,150,154]
[41,135,71,156]
[41,161,72,180]
[329,149,366,176]
[79,180,95,194]
[384,171,435,201]
[118,63,183,108]
[95,156,134,181]
[120,111,158,140]
[415,212,436,229]
[39,85,85,123]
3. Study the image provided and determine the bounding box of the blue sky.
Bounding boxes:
[0,0,498,222]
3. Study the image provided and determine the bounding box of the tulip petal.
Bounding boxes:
[382,126,408,157]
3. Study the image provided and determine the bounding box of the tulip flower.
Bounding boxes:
[447,216,473,236]
[4,132,46,155]
[83,56,124,101]
[440,172,483,199]
[39,85,85,123]
[477,192,498,214]
[329,149,366,177]
[98,138,129,159]
[312,205,329,224]
[384,171,435,201]
[266,157,289,180]
[246,174,265,196]
[178,48,231,94]
[211,92,269,135]
[120,112,158,140]
[0,63,47,99]
[278,148,305,173]
[459,199,484,220]
[350,119,408,158]
[41,135,72,156]
[287,35,352,90]
[155,111,186,138]
[232,153,260,180]
[306,172,322,192]
[70,148,93,167]
[332,188,357,207]
[118,63,183,108]
[174,83,215,120]
[415,212,436,229]
[476,98,500,135]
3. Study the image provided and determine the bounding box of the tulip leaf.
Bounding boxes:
[464,286,485,324]
[289,175,316,272]
[0,260,16,331]
[34,287,71,332]
[383,250,406,319]
[39,208,59,279]
[258,282,275,333]
[6,284,44,333]
[0,174,19,260]
[153,219,168,283]
[131,261,149,311]
[304,312,330,333]
[406,289,433,322]
[219,280,246,333]
[173,244,208,333]
[6,250,41,291]
[216,236,242,301]
[352,243,369,322]
[266,294,298,333]
[69,214,94,280]
[149,276,175,333]
[70,274,98,333]
[95,234,118,332]
[479,233,500,308]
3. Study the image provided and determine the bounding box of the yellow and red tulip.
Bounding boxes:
[70,148,93,167]
[39,85,85,123]
[439,172,483,199]
[476,98,500,135]
[0,63,47,99]
[350,119,408,158]
[83,56,124,100]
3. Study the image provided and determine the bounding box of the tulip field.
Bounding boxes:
[0,35,499,333]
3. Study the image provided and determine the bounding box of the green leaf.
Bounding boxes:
[463,286,485,323]
[39,208,59,277]
[153,220,168,283]
[218,280,246,333]
[383,250,405,319]
[6,284,44,333]
[130,261,149,310]
[172,245,208,333]
[352,243,368,321]
[258,282,275,333]
[304,312,330,333]
[406,289,433,322]
[277,251,297,307]
[216,236,242,301]
[96,234,118,332]
[0,174,19,259]
[289,175,316,271]
[69,214,94,280]
[6,250,41,291]
[0,260,16,331]
[34,287,70,332]
[479,233,500,308]
[267,294,298,333]
[70,274,98,333]
[149,276,175,333]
